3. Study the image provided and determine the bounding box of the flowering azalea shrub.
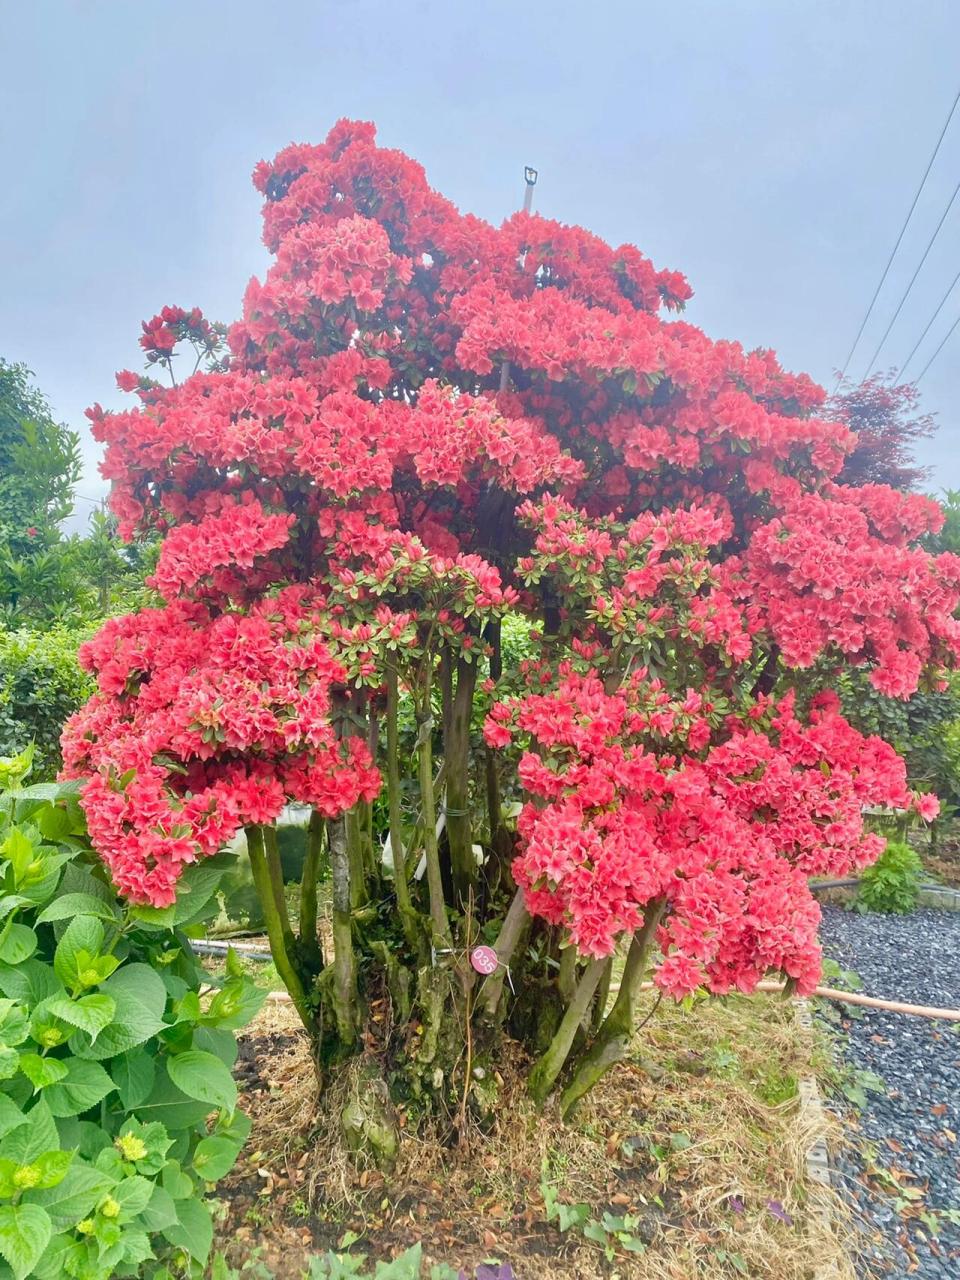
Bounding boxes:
[65,119,960,1136]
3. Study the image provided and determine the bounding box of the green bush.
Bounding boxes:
[855,840,924,914]
[0,630,94,780]
[0,750,264,1278]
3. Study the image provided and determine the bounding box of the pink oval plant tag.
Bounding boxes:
[470,945,499,975]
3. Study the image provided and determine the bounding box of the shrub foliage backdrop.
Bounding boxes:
[0,629,95,781]
[64,120,960,1142]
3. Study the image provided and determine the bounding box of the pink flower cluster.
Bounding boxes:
[150,495,295,600]
[737,485,960,696]
[138,304,218,364]
[62,591,379,905]
[487,673,930,994]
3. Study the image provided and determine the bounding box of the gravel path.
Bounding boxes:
[818,905,960,1279]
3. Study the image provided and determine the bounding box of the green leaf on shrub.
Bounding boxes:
[170,991,201,1026]
[32,1151,73,1190]
[0,832,35,886]
[28,1230,78,1280]
[0,1053,18,1084]
[214,1108,251,1147]
[192,1025,239,1068]
[70,964,167,1060]
[53,917,105,989]
[26,1162,115,1229]
[192,1135,242,1181]
[374,1244,423,1278]
[167,1050,236,1114]
[0,960,60,1007]
[43,994,115,1042]
[204,980,268,1031]
[161,1160,194,1201]
[139,1183,178,1232]
[0,1159,19,1198]
[173,860,230,926]
[0,928,36,967]
[6,784,59,804]
[135,1067,213,1131]
[92,1216,122,1257]
[112,1173,155,1220]
[162,1194,213,1265]
[0,899,32,924]
[129,904,177,931]
[120,1227,154,1267]
[36,894,118,925]
[0,1099,25,1144]
[35,806,71,843]
[72,1120,110,1160]
[55,863,114,907]
[44,1059,115,1117]
[110,1048,155,1110]
[0,1101,58,1165]
[0,1202,52,1279]
[0,1003,29,1049]
[18,1054,68,1091]
[93,1145,123,1181]
[17,862,68,910]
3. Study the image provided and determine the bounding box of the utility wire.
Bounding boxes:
[862,173,960,377]
[835,86,960,387]
[898,263,960,377]
[912,308,960,387]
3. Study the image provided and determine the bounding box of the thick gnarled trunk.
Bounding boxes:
[244,637,669,1166]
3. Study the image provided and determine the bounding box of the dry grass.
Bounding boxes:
[220,992,853,1280]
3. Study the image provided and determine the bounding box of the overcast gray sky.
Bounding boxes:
[3,0,959,520]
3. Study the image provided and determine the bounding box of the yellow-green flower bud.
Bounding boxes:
[99,1197,120,1219]
[115,1133,148,1161]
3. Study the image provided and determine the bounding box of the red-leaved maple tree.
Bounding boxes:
[64,120,960,1141]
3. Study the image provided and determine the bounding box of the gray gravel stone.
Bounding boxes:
[819,905,960,1278]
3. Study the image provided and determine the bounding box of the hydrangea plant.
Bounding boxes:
[0,749,263,1278]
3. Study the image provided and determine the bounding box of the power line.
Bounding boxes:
[913,309,960,387]
[898,263,960,377]
[835,86,960,387]
[862,173,960,377]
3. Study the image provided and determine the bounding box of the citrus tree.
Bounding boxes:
[64,120,960,1153]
